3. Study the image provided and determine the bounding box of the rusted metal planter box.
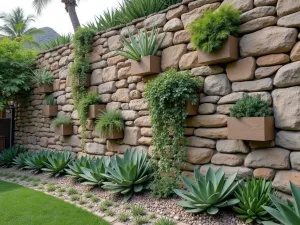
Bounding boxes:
[106,130,124,140]
[228,117,274,141]
[130,56,161,76]
[55,124,73,136]
[186,101,199,116]
[43,105,58,117]
[198,36,239,65]
[88,105,106,119]
[38,84,53,94]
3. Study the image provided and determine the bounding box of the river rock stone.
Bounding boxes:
[107,35,123,51]
[226,57,256,82]
[187,136,216,148]
[123,127,141,146]
[276,130,300,150]
[255,65,282,79]
[216,140,249,153]
[254,0,277,6]
[253,168,275,180]
[134,116,151,127]
[240,16,277,34]
[102,66,117,82]
[191,65,224,76]
[129,99,149,110]
[98,81,116,94]
[187,147,214,164]
[179,51,198,70]
[144,14,166,29]
[232,78,273,92]
[194,128,228,139]
[211,153,244,166]
[291,42,300,62]
[204,74,231,96]
[173,30,191,44]
[85,143,106,155]
[240,27,297,57]
[198,103,216,114]
[166,5,188,20]
[163,18,183,32]
[276,0,300,17]
[200,164,253,178]
[161,44,187,71]
[111,88,130,103]
[257,54,290,66]
[240,6,276,23]
[291,152,300,170]
[186,115,227,128]
[273,170,300,193]
[221,0,253,12]
[278,11,300,28]
[274,62,300,87]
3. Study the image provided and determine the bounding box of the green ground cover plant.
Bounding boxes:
[95,110,124,138]
[51,115,73,127]
[32,69,54,86]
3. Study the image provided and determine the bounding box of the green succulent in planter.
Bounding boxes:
[45,95,55,105]
[234,178,274,224]
[174,167,240,214]
[95,110,124,138]
[189,4,240,53]
[32,69,55,85]
[117,27,164,61]
[51,115,73,127]
[65,156,91,180]
[230,94,273,118]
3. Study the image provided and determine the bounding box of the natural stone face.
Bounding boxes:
[123,127,141,146]
[179,51,198,70]
[278,11,300,28]
[107,140,130,153]
[274,62,300,87]
[254,0,277,7]
[221,0,253,12]
[158,32,173,49]
[232,78,273,92]
[85,143,106,155]
[173,30,191,44]
[166,5,188,20]
[191,65,224,76]
[200,95,221,103]
[121,110,139,120]
[291,42,300,62]
[240,27,297,57]
[181,3,220,28]
[98,81,116,94]
[163,18,183,32]
[161,44,187,71]
[91,69,103,85]
[216,104,233,115]
[134,116,151,127]
[211,153,244,166]
[204,74,231,96]
[255,65,282,79]
[240,16,277,34]
[272,86,300,130]
[130,90,141,99]
[187,147,214,164]
[273,171,300,194]
[107,35,123,51]
[240,6,276,23]
[245,148,290,169]
[106,102,121,110]
[111,88,130,103]
[186,136,216,148]
[57,95,66,105]
[143,14,166,29]
[186,115,227,128]
[253,168,275,180]
[194,128,228,139]
[226,57,256,82]
[198,103,216,114]
[249,140,275,149]
[291,152,300,170]
[129,99,149,110]
[200,164,253,179]
[216,140,249,153]
[138,137,152,145]
[276,0,300,17]
[256,54,290,66]
[276,130,300,150]
[120,25,137,37]
[102,66,117,82]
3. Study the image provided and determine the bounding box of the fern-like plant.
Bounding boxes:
[95,110,124,138]
[230,94,272,118]
[189,4,240,53]
[51,115,73,127]
[32,69,55,86]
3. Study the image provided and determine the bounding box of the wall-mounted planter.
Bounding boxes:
[43,105,58,117]
[37,84,53,94]
[198,36,238,65]
[130,56,161,76]
[186,100,199,116]
[0,111,6,119]
[54,124,73,136]
[88,105,106,119]
[67,74,91,87]
[228,117,274,141]
[107,130,124,140]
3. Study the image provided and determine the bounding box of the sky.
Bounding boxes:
[0,0,120,34]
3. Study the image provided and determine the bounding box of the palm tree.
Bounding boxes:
[33,0,80,31]
[0,7,43,39]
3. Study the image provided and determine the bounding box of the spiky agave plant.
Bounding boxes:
[65,156,91,180]
[234,178,274,224]
[12,152,31,169]
[102,149,153,201]
[79,157,110,186]
[24,150,52,173]
[174,168,240,215]
[42,151,74,177]
[0,146,28,167]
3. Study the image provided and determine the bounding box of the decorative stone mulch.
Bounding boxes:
[0,168,247,225]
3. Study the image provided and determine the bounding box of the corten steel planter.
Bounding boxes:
[186,100,199,116]
[43,105,58,117]
[55,124,73,136]
[38,84,53,94]
[198,36,239,65]
[106,130,124,140]
[88,105,106,119]
[228,117,274,141]
[130,56,161,76]
[0,111,6,119]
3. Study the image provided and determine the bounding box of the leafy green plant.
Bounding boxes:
[134,216,149,225]
[71,195,80,201]
[67,188,78,196]
[189,4,240,53]
[119,213,130,222]
[65,156,91,180]
[262,182,300,225]
[79,157,110,186]
[24,151,52,173]
[12,152,31,169]
[51,115,73,127]
[79,198,87,205]
[145,69,202,198]
[85,9,122,31]
[102,149,153,201]
[99,199,113,212]
[174,168,240,214]
[131,205,146,216]
[117,27,163,61]
[42,151,74,177]
[95,110,124,138]
[0,146,28,167]
[45,95,55,105]
[47,184,56,192]
[150,175,178,199]
[32,69,55,86]
[230,94,272,118]
[154,218,176,225]
[91,196,99,203]
[85,192,93,198]
[105,209,115,216]
[234,178,274,224]
[41,33,73,50]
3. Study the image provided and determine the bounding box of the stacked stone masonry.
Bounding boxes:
[14,0,300,197]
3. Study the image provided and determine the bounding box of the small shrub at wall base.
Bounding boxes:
[95,110,124,138]
[32,69,55,86]
[189,5,240,53]
[230,94,272,118]
[145,69,202,198]
[51,115,73,127]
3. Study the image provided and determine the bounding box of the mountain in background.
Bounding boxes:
[34,27,60,45]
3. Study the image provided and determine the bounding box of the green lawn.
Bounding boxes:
[0,180,110,225]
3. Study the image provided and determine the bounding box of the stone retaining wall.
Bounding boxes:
[15,0,300,196]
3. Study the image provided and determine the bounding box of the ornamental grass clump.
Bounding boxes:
[230,94,272,118]
[51,115,73,127]
[117,27,163,61]
[189,4,240,53]
[45,95,55,105]
[32,69,55,86]
[145,69,202,198]
[95,110,124,138]
[234,178,274,224]
[174,168,240,214]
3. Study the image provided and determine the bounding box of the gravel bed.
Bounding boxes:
[0,167,247,225]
